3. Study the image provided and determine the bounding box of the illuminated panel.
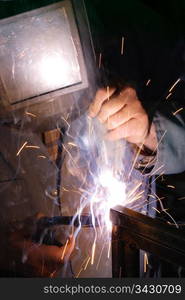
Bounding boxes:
[0,4,82,105]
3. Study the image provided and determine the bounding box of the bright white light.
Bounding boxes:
[99,169,113,187]
[40,53,71,88]
[90,168,126,231]
[99,169,126,208]
[106,218,113,231]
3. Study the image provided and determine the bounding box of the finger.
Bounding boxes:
[97,95,126,123]
[120,86,137,99]
[97,88,136,123]
[88,87,116,117]
[105,118,138,141]
[106,104,134,130]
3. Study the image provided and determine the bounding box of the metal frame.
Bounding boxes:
[110,205,185,277]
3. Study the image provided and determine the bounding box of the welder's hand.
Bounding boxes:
[0,215,75,277]
[89,87,157,150]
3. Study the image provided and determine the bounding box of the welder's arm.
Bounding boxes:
[0,216,75,277]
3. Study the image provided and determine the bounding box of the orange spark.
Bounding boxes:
[166,93,172,100]
[107,239,111,259]
[25,112,37,118]
[37,155,46,159]
[68,142,78,147]
[148,194,156,199]
[127,182,142,199]
[167,185,175,189]
[152,207,161,214]
[128,145,143,178]
[150,171,164,184]
[76,268,83,278]
[144,252,148,273]
[61,239,69,261]
[146,79,151,86]
[96,244,105,270]
[84,256,91,271]
[91,241,96,265]
[121,36,124,55]
[98,53,102,69]
[169,78,181,92]
[177,196,185,200]
[16,141,28,156]
[26,145,40,149]
[61,116,70,128]
[173,107,184,116]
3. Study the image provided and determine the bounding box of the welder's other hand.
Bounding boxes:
[0,217,75,277]
[89,87,157,150]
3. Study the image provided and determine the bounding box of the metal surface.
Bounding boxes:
[110,206,185,277]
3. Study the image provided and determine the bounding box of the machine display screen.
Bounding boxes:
[0,1,86,108]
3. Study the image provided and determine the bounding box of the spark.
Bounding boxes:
[167,185,175,189]
[152,207,161,214]
[165,93,172,100]
[25,112,37,118]
[169,78,181,92]
[91,240,96,265]
[164,210,179,229]
[150,171,164,184]
[127,182,142,199]
[121,36,124,55]
[68,142,78,147]
[37,155,46,159]
[129,190,144,202]
[62,187,71,192]
[61,238,69,261]
[98,53,102,69]
[152,130,167,154]
[141,130,167,175]
[76,267,83,278]
[173,107,184,116]
[84,256,91,271]
[146,79,151,86]
[131,199,157,211]
[177,196,185,200]
[61,116,70,128]
[128,145,144,178]
[62,144,79,169]
[107,239,111,259]
[78,256,90,273]
[96,243,105,270]
[144,252,148,273]
[26,145,40,149]
[153,192,179,228]
[16,141,28,156]
[148,194,156,199]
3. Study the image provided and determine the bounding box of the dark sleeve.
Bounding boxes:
[152,103,185,175]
